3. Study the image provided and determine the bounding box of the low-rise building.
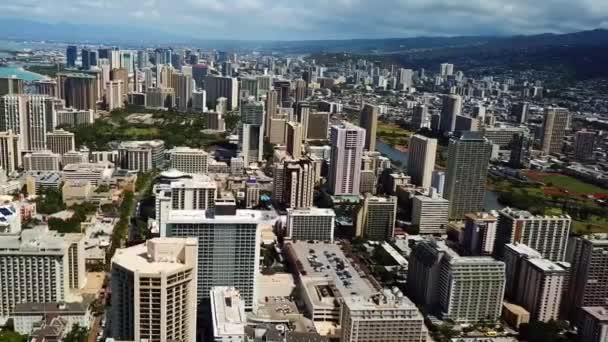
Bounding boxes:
[210,287,246,342]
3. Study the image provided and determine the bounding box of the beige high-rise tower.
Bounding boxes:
[111,238,198,342]
[541,107,569,155]
[359,103,378,152]
[407,134,437,189]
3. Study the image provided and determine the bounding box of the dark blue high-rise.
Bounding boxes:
[66,45,77,68]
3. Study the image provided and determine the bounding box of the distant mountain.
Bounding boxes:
[0,16,606,56]
[0,17,189,45]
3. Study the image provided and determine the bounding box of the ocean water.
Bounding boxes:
[0,66,47,81]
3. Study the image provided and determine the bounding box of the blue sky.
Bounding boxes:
[2,0,608,40]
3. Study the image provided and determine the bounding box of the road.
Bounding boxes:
[87,317,101,342]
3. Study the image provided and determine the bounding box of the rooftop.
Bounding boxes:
[0,226,67,253]
[287,208,336,217]
[342,289,418,312]
[112,238,197,274]
[505,243,543,258]
[527,258,567,273]
[118,140,165,149]
[211,287,246,338]
[167,209,277,225]
[13,302,87,314]
[287,241,375,303]
[582,306,608,321]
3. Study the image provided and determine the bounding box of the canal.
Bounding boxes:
[376,140,504,211]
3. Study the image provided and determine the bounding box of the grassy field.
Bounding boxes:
[123,127,160,139]
[532,173,608,195]
[490,174,608,234]
[376,122,414,147]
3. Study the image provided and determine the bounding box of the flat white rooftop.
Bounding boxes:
[167,209,277,225]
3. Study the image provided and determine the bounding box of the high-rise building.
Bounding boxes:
[439,95,462,134]
[0,227,84,321]
[118,140,165,172]
[168,147,209,174]
[359,103,378,152]
[359,169,377,195]
[205,75,238,110]
[46,129,75,155]
[57,73,98,110]
[511,102,530,124]
[0,95,55,151]
[509,132,533,169]
[81,48,92,70]
[578,306,608,342]
[566,234,608,319]
[0,76,23,95]
[105,80,124,111]
[411,191,449,235]
[494,207,571,262]
[264,89,278,138]
[440,63,454,76]
[431,170,446,195]
[210,287,247,342]
[574,130,597,162]
[515,257,567,322]
[408,240,505,323]
[137,50,149,70]
[294,79,307,103]
[172,73,193,111]
[328,123,365,196]
[541,107,569,155]
[398,68,414,88]
[340,291,426,342]
[0,130,20,174]
[281,159,315,209]
[66,45,77,68]
[110,68,129,97]
[306,112,329,140]
[268,117,286,145]
[239,99,264,165]
[407,134,437,189]
[146,87,175,109]
[165,209,266,309]
[110,238,198,342]
[411,104,429,130]
[463,211,498,256]
[503,243,542,300]
[286,208,336,242]
[23,151,61,171]
[192,90,207,112]
[444,132,492,219]
[55,108,94,127]
[192,64,208,87]
[286,121,303,159]
[357,195,397,240]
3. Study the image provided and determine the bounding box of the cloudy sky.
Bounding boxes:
[1,0,607,40]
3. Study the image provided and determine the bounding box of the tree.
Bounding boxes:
[0,330,27,342]
[63,324,88,342]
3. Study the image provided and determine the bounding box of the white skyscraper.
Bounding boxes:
[340,291,426,342]
[0,95,54,151]
[165,209,269,309]
[328,123,365,196]
[286,208,336,242]
[168,146,209,174]
[412,192,449,235]
[110,238,198,342]
[494,207,571,262]
[0,227,84,323]
[407,134,437,189]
